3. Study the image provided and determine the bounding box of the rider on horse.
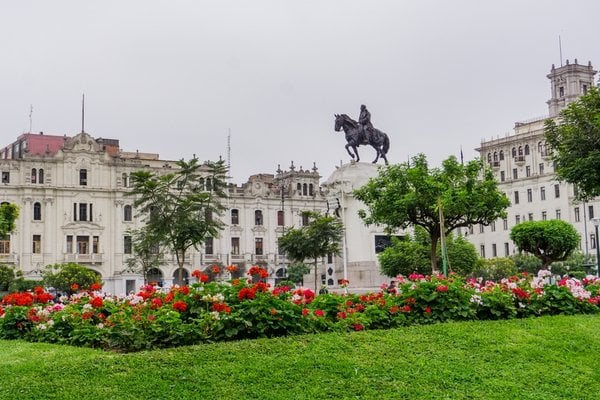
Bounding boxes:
[358,104,373,143]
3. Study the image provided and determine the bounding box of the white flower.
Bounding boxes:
[469,295,483,305]
[37,323,47,330]
[211,311,221,320]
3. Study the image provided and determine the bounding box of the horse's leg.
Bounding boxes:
[345,143,356,160]
[353,145,360,162]
[371,145,380,163]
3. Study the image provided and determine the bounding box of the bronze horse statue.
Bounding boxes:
[334,114,390,164]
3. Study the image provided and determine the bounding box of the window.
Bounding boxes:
[487,153,492,163]
[301,212,309,226]
[73,203,93,221]
[524,145,530,155]
[499,150,504,160]
[526,166,531,177]
[297,183,301,193]
[539,163,544,175]
[31,168,37,183]
[583,84,588,94]
[542,211,547,220]
[38,169,44,184]
[504,242,510,256]
[555,209,561,220]
[277,210,284,226]
[490,221,496,232]
[503,218,508,230]
[528,213,534,221]
[515,215,521,224]
[79,169,87,186]
[527,189,532,202]
[592,234,597,250]
[512,168,518,179]
[559,86,564,97]
[122,173,128,188]
[66,235,73,253]
[2,172,9,183]
[205,237,213,255]
[33,202,42,221]
[31,235,42,254]
[493,152,498,162]
[92,236,99,254]
[231,237,240,255]
[255,238,263,255]
[511,147,516,157]
[554,184,560,198]
[231,209,239,225]
[309,184,314,196]
[589,205,595,220]
[124,205,132,221]
[514,191,519,204]
[468,225,474,235]
[303,183,308,196]
[575,207,580,222]
[518,146,523,156]
[254,210,263,225]
[77,236,89,254]
[540,186,546,200]
[0,235,9,254]
[79,203,88,221]
[500,171,505,182]
[479,224,484,233]
[123,235,132,254]
[492,243,497,257]
[480,245,485,258]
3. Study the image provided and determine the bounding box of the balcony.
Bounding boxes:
[0,254,18,264]
[490,161,500,169]
[63,253,104,264]
[513,155,525,164]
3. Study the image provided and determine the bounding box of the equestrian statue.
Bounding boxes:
[334,105,390,164]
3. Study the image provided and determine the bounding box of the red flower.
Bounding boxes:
[70,283,79,291]
[90,297,104,308]
[401,305,411,313]
[302,308,309,316]
[212,303,232,314]
[314,309,324,317]
[248,266,269,278]
[270,308,278,316]
[172,301,187,312]
[90,282,103,291]
[512,287,530,300]
[178,285,190,295]
[425,307,432,314]
[192,269,202,279]
[238,287,256,301]
[211,265,221,274]
[151,297,163,309]
[227,264,238,273]
[353,324,364,331]
[336,311,347,319]
[436,285,449,292]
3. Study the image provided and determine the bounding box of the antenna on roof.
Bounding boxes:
[81,94,85,133]
[227,128,231,178]
[29,105,33,133]
[558,35,563,67]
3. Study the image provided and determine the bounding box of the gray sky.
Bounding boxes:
[2,1,600,183]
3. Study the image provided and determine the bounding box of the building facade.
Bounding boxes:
[468,59,599,260]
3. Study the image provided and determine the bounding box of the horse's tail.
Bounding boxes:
[383,133,390,155]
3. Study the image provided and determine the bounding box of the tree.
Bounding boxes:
[124,227,164,284]
[0,264,17,292]
[0,202,19,237]
[285,263,311,286]
[354,153,509,272]
[129,157,228,284]
[510,220,580,268]
[278,211,344,292]
[42,263,101,295]
[545,86,600,200]
[378,227,479,277]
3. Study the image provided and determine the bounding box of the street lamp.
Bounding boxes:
[593,218,600,278]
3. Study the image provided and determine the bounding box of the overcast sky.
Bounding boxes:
[2,1,600,183]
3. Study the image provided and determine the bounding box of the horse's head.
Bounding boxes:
[334,114,356,132]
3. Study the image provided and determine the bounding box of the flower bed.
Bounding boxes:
[1,267,599,352]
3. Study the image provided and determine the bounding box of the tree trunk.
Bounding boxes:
[430,233,439,274]
[314,257,318,293]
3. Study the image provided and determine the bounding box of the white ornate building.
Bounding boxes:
[0,128,393,293]
[468,59,600,262]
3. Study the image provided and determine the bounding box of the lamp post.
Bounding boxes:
[593,218,600,278]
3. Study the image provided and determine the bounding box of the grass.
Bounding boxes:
[1,315,599,399]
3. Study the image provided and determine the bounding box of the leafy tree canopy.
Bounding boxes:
[545,86,600,200]
[42,263,101,294]
[278,211,344,292]
[510,220,580,268]
[0,203,19,237]
[354,153,509,271]
[129,157,228,279]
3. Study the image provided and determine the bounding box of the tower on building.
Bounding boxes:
[547,59,597,117]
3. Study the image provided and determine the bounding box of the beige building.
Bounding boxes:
[1,129,392,293]
[469,59,599,262]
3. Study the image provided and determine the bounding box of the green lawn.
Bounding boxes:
[1,315,599,400]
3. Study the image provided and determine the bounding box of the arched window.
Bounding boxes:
[309,184,314,196]
[538,141,544,152]
[31,168,37,184]
[123,205,132,221]
[122,173,128,188]
[303,183,308,196]
[518,146,523,156]
[493,152,498,162]
[255,210,263,226]
[524,144,530,155]
[511,147,516,157]
[38,169,44,184]
[206,178,212,191]
[33,202,42,221]
[499,150,504,161]
[297,183,302,194]
[487,153,492,162]
[231,209,239,225]
[147,268,164,287]
[172,268,189,286]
